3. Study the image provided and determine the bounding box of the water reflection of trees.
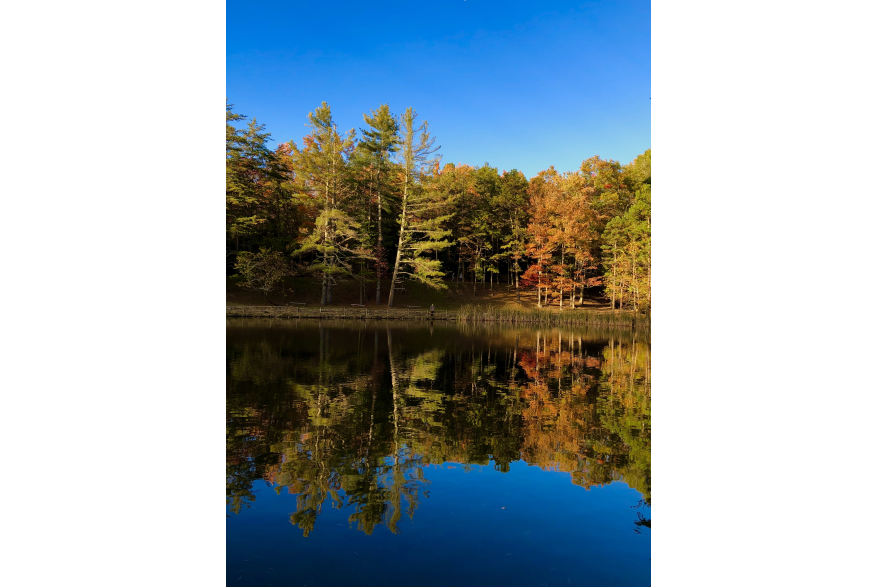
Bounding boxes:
[227,321,650,535]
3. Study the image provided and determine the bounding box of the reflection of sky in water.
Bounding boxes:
[227,320,650,586]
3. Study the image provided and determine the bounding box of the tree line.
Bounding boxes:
[227,101,651,311]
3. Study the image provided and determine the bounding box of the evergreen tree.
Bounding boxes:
[435,162,478,284]
[290,102,369,305]
[387,108,451,307]
[226,102,302,275]
[226,102,255,260]
[359,104,401,305]
[472,165,501,291]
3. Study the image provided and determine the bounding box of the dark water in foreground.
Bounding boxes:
[227,319,651,586]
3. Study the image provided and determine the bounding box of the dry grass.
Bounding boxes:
[456,304,647,328]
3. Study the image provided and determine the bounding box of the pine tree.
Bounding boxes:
[387,108,451,307]
[226,103,264,247]
[290,102,369,305]
[359,104,400,305]
[435,162,478,284]
[226,101,292,273]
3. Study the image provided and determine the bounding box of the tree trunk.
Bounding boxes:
[515,260,520,300]
[376,169,382,306]
[632,246,638,313]
[320,271,328,306]
[619,273,624,310]
[320,219,329,306]
[611,242,617,310]
[516,264,520,302]
[387,171,409,308]
[320,170,332,306]
[536,286,540,306]
[388,247,403,308]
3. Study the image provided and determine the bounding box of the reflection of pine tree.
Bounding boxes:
[343,462,387,536]
[284,423,342,537]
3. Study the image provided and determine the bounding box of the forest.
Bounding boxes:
[227,101,651,312]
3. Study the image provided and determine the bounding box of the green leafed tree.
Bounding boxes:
[625,148,651,189]
[602,184,650,312]
[497,169,530,297]
[234,248,289,297]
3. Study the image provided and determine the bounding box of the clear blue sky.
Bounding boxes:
[227,0,650,178]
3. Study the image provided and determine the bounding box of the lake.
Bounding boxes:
[227,319,650,586]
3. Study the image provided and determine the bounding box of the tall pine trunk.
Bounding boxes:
[320,268,328,305]
[320,173,331,306]
[387,172,409,308]
[376,173,382,306]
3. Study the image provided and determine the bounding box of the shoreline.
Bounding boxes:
[226,304,649,328]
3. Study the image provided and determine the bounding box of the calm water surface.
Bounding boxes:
[227,319,650,586]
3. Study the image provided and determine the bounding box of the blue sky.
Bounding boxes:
[227,0,650,178]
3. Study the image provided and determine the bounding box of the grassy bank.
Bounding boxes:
[456,304,646,328]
